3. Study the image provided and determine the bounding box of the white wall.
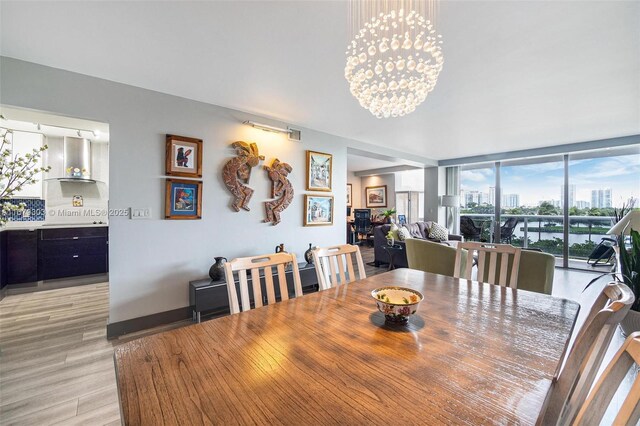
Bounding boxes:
[1,57,350,323]
[347,172,361,214]
[361,173,396,218]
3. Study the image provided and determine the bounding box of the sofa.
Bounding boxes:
[373,222,463,268]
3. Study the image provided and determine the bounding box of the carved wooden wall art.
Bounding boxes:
[222,141,264,212]
[263,159,294,225]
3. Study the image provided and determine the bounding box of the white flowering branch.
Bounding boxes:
[0,128,51,226]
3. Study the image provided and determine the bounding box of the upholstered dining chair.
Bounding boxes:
[453,242,522,288]
[223,252,302,314]
[312,244,366,290]
[538,282,635,425]
[573,332,640,426]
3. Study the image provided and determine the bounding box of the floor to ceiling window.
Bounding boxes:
[395,169,424,223]
[460,163,496,242]
[453,144,640,271]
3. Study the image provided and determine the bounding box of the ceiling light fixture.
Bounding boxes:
[345,0,444,118]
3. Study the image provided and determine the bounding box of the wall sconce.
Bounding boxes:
[243,120,301,142]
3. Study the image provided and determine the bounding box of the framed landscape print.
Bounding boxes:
[347,184,352,207]
[306,150,332,191]
[166,134,203,178]
[366,185,387,208]
[304,195,334,226]
[165,179,202,219]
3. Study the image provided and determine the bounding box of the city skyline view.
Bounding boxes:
[460,152,640,209]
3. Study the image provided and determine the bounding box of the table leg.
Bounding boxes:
[388,252,395,271]
[197,311,201,323]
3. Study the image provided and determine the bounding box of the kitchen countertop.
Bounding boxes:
[1,222,108,231]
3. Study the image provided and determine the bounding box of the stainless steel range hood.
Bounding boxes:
[54,136,95,183]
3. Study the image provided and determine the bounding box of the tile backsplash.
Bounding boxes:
[4,198,46,222]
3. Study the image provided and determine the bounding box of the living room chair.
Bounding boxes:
[312,244,366,290]
[223,252,302,314]
[539,282,634,425]
[573,332,640,426]
[454,242,522,288]
[405,238,464,277]
[354,209,372,246]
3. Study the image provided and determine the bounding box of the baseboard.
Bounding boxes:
[107,307,194,340]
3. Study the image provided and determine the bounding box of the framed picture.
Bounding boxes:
[165,179,202,219]
[397,214,407,225]
[306,150,332,191]
[304,195,334,226]
[166,134,203,178]
[347,184,352,207]
[366,185,387,208]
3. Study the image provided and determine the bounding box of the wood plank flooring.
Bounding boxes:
[0,246,631,425]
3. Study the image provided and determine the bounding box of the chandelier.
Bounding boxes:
[345,0,444,118]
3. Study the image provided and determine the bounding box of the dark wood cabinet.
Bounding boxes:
[38,227,108,280]
[6,230,38,284]
[0,231,8,289]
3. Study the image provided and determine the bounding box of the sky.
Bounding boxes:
[461,152,640,207]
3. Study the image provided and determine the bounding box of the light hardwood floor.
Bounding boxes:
[0,246,632,425]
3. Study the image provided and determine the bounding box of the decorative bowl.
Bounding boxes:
[371,286,424,325]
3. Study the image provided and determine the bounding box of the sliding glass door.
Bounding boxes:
[453,144,640,270]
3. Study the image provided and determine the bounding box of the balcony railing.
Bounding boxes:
[460,213,615,262]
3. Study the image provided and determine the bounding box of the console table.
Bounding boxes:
[189,262,318,323]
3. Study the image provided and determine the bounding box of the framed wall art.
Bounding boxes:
[347,184,352,207]
[165,178,202,219]
[306,150,332,192]
[166,134,203,178]
[304,194,334,226]
[366,185,387,208]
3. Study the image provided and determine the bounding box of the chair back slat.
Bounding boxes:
[312,245,366,290]
[223,252,302,314]
[263,266,276,305]
[276,263,288,301]
[250,268,262,308]
[574,332,640,426]
[454,242,522,287]
[238,270,251,312]
[539,282,635,425]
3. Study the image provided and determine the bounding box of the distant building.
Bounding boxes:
[591,188,612,208]
[502,194,520,208]
[560,184,576,208]
[576,200,590,209]
[489,187,496,206]
[539,199,561,208]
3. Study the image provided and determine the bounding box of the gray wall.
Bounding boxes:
[1,57,353,323]
[361,174,395,217]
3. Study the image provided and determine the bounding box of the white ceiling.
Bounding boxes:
[347,153,406,173]
[1,1,638,161]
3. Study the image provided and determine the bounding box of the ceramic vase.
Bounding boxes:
[304,243,315,264]
[208,257,227,281]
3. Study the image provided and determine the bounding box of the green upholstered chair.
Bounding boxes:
[406,238,464,276]
[476,248,555,295]
[407,238,555,295]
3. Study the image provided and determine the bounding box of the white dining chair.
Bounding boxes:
[223,252,302,314]
[539,282,635,425]
[312,244,366,290]
[453,241,522,287]
[573,331,640,425]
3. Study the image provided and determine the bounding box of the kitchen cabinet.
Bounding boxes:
[6,230,38,284]
[38,227,108,280]
[0,231,7,288]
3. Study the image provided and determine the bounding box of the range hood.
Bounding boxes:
[51,136,96,183]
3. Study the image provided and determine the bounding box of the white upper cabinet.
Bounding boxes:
[10,131,44,199]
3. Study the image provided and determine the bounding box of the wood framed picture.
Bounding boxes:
[165,179,202,219]
[166,134,203,178]
[304,194,334,226]
[347,184,352,207]
[306,150,332,191]
[366,185,387,208]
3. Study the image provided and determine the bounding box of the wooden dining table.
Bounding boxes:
[114,269,580,425]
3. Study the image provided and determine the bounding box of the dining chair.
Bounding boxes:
[312,244,366,290]
[539,282,635,425]
[453,241,522,288]
[223,252,302,314]
[573,331,640,426]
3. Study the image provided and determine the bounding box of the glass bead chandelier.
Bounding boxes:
[345,0,444,119]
